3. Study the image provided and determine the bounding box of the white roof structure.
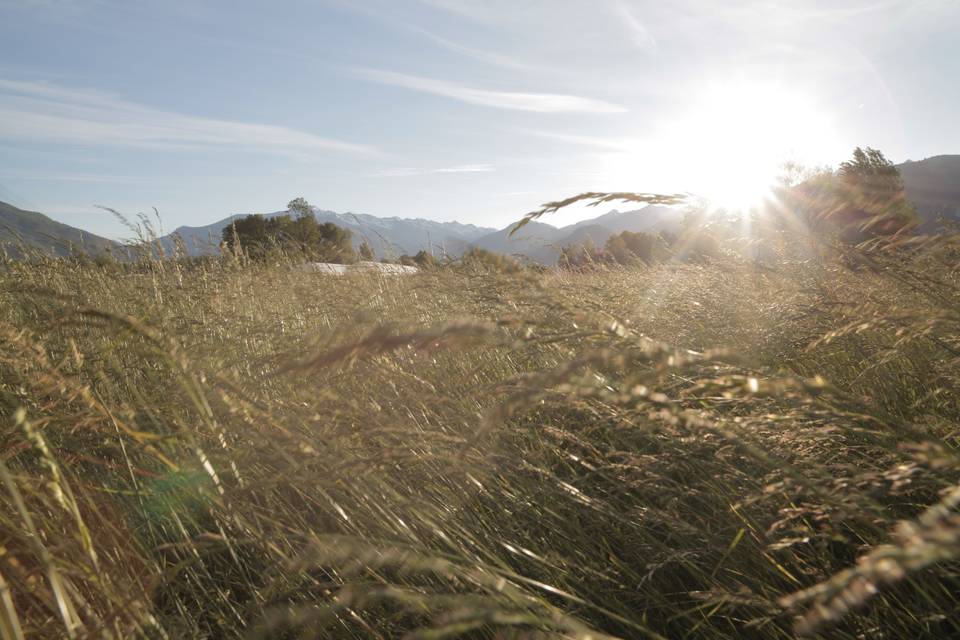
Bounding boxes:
[301,261,419,275]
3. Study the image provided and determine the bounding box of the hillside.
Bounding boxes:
[897,155,960,229]
[0,201,117,258]
[470,220,566,263]
[560,223,615,248]
[565,206,682,236]
[470,205,683,264]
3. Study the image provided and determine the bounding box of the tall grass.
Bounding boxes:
[1,217,959,638]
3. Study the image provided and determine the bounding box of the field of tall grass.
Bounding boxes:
[1,214,959,638]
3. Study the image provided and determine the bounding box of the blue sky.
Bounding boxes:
[1,0,958,238]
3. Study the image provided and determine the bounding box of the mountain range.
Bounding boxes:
[157,204,685,264]
[162,209,496,259]
[3,154,959,263]
[468,206,683,264]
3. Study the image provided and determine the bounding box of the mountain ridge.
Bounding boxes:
[896,155,960,230]
[0,201,118,258]
[4,153,959,262]
[469,206,684,264]
[163,208,498,258]
[164,204,686,264]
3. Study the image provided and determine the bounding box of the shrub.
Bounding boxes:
[398,249,439,269]
[459,246,523,273]
[357,240,375,261]
[558,240,613,270]
[605,230,668,264]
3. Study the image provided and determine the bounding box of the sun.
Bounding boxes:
[683,82,840,210]
[601,79,844,212]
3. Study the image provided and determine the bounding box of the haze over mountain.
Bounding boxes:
[153,155,960,262]
[4,154,959,263]
[159,203,686,264]
[897,155,960,230]
[470,206,684,264]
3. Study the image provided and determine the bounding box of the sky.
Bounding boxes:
[1,0,958,238]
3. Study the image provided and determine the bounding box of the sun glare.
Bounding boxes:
[686,82,839,210]
[605,79,844,212]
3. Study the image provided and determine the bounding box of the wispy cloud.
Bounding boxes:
[0,78,382,157]
[611,1,658,52]
[435,163,493,173]
[517,128,638,152]
[355,69,626,114]
[414,0,500,24]
[375,163,494,177]
[408,27,543,72]
[335,3,544,73]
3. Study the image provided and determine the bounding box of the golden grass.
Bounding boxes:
[1,229,959,638]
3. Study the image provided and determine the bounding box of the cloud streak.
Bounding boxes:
[0,78,382,157]
[611,1,658,52]
[375,163,494,177]
[408,27,544,72]
[435,163,493,173]
[517,128,639,152]
[355,69,626,114]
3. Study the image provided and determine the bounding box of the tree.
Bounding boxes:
[604,231,663,264]
[558,241,611,270]
[839,147,904,195]
[413,250,438,268]
[395,250,438,268]
[287,197,312,219]
[673,231,720,262]
[222,212,355,262]
[559,232,669,270]
[357,240,375,261]
[222,214,272,257]
[776,160,830,188]
[658,230,678,248]
[787,147,917,240]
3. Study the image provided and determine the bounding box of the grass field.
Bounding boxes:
[1,226,959,638]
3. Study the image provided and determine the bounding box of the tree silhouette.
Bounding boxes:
[839,147,905,197]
